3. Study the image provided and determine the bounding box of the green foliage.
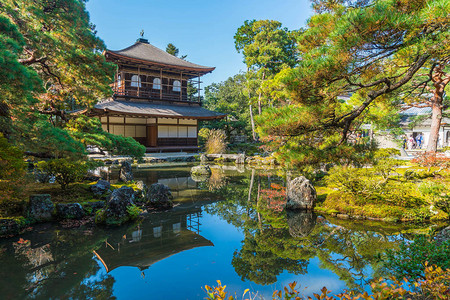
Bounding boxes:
[256,0,450,166]
[385,236,450,280]
[203,73,252,139]
[205,129,227,154]
[326,166,375,196]
[0,134,26,215]
[1,0,115,157]
[322,162,450,221]
[95,203,141,226]
[257,116,379,168]
[0,134,25,180]
[126,205,142,220]
[36,158,95,190]
[94,209,106,224]
[165,43,179,57]
[165,43,187,60]
[419,181,450,218]
[234,20,297,72]
[65,115,145,159]
[29,120,87,159]
[198,127,211,146]
[234,20,299,141]
[0,15,41,137]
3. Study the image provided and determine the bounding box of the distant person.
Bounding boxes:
[402,135,407,149]
[408,135,415,149]
[416,133,423,149]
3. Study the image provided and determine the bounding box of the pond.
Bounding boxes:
[0,164,433,299]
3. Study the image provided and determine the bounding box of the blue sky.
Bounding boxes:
[86,0,313,88]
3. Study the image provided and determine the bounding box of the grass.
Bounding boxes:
[314,166,450,222]
[23,182,103,204]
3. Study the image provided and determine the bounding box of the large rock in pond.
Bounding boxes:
[105,186,135,220]
[85,201,105,213]
[200,154,208,163]
[235,154,245,165]
[119,161,133,182]
[286,176,317,210]
[286,210,317,238]
[191,165,212,176]
[27,194,54,222]
[146,183,173,209]
[56,203,84,220]
[134,180,147,199]
[90,180,111,196]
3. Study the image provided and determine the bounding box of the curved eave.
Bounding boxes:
[93,107,227,121]
[105,51,215,75]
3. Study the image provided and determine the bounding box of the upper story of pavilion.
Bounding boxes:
[105,38,215,105]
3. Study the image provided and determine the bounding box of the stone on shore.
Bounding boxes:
[56,203,85,220]
[90,180,111,196]
[96,186,136,225]
[286,176,317,210]
[191,165,212,176]
[119,161,133,182]
[200,154,208,164]
[27,194,54,222]
[85,201,105,212]
[134,180,147,199]
[235,154,245,165]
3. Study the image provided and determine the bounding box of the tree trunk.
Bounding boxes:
[427,95,443,152]
[249,104,257,141]
[257,71,265,115]
[258,93,262,115]
[427,64,449,152]
[247,169,255,203]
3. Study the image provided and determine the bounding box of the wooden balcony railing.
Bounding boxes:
[113,77,202,103]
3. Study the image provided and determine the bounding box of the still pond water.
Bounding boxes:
[0,164,432,299]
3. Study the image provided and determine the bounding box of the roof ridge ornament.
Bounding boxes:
[137,29,149,44]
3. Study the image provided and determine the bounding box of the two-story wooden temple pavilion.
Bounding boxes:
[93,38,226,152]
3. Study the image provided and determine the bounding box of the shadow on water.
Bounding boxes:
[0,164,442,299]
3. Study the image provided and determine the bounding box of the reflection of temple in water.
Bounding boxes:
[93,208,213,273]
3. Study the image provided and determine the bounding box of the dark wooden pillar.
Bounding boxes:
[160,68,163,100]
[197,73,201,103]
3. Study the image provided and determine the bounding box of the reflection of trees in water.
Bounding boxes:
[1,227,116,299]
[204,169,402,290]
[207,168,227,191]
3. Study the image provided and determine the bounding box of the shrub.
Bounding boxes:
[198,127,211,146]
[66,115,145,159]
[205,129,227,154]
[419,181,450,218]
[37,158,93,190]
[326,166,378,196]
[412,151,450,172]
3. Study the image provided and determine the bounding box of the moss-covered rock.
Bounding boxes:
[191,165,212,176]
[96,186,136,226]
[27,194,54,222]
